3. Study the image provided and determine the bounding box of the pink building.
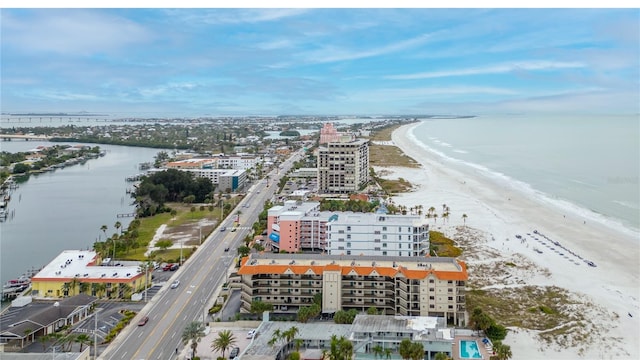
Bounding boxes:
[267,201,329,253]
[319,123,340,144]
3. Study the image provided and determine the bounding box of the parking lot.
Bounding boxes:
[188,322,261,360]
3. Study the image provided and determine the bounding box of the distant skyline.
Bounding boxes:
[1,8,638,116]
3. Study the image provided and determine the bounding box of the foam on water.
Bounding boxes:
[405,124,640,239]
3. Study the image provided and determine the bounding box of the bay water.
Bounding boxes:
[0,141,162,286]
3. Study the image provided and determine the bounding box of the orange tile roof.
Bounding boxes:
[238,260,467,281]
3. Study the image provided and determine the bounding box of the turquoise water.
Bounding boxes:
[460,340,482,359]
[408,114,640,234]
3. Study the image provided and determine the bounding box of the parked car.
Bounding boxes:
[170,264,179,271]
[247,329,256,338]
[138,316,149,326]
[163,263,173,271]
[220,226,226,232]
[170,280,180,289]
[224,247,230,252]
[229,347,240,358]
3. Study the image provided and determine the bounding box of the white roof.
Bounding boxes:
[32,250,142,282]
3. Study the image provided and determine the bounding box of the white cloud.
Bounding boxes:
[386,60,587,80]
[255,39,295,50]
[348,85,517,102]
[302,33,435,64]
[168,9,309,25]
[2,10,152,55]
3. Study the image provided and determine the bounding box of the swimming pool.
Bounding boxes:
[459,340,482,359]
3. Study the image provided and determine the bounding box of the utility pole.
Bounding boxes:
[94,308,97,360]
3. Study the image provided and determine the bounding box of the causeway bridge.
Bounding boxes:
[0,134,52,141]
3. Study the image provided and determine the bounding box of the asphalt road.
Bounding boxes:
[100,150,302,360]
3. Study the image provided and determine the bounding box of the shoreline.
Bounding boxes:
[386,122,639,359]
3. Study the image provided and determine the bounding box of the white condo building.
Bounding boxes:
[326,212,430,257]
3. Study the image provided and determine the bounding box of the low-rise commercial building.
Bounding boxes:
[30,250,145,299]
[238,253,468,326]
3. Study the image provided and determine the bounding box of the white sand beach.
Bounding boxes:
[384,123,640,359]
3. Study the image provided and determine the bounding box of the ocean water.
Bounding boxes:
[407,114,640,234]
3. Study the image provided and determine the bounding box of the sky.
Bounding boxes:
[1,7,639,117]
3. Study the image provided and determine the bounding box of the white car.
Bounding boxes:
[247,329,256,338]
[170,280,180,289]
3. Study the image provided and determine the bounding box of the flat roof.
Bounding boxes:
[32,250,142,283]
[350,314,445,335]
[243,321,352,360]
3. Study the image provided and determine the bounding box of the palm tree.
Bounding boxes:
[328,335,353,360]
[78,281,89,294]
[493,342,513,360]
[434,352,449,360]
[428,206,436,217]
[75,333,93,352]
[118,283,132,299]
[114,221,122,236]
[399,339,412,360]
[69,276,80,296]
[38,333,51,351]
[95,283,107,298]
[372,344,384,359]
[100,224,108,241]
[182,321,206,360]
[211,329,236,358]
[61,282,71,297]
[462,213,468,226]
[268,328,283,348]
[283,326,299,344]
[384,348,393,359]
[433,213,438,224]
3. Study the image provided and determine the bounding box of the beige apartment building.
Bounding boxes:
[317,138,369,194]
[237,253,468,326]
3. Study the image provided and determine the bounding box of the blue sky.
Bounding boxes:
[1,8,638,116]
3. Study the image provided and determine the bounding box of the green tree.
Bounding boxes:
[75,333,93,352]
[114,221,122,236]
[399,339,413,360]
[462,213,468,226]
[12,162,30,174]
[182,321,206,360]
[366,306,378,315]
[268,329,283,348]
[409,342,424,360]
[372,344,384,359]
[486,323,508,341]
[470,307,493,333]
[493,342,513,360]
[156,239,174,251]
[211,329,236,358]
[250,300,274,314]
[434,352,449,360]
[283,326,299,344]
[100,224,108,241]
[237,245,251,258]
[327,335,353,360]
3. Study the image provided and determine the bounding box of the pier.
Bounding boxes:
[117,213,136,218]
